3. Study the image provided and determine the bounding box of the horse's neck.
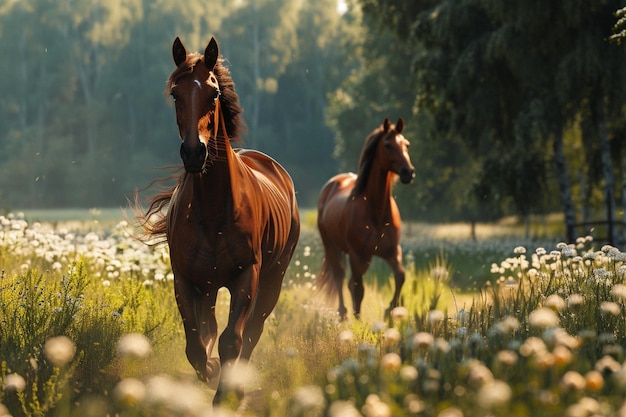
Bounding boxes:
[185,143,245,215]
[362,160,394,224]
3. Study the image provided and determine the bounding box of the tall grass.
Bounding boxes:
[3,212,626,416]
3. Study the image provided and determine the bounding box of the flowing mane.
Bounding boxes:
[351,125,386,196]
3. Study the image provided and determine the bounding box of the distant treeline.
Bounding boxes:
[1,0,626,234]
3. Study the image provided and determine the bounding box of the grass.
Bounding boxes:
[3,209,626,416]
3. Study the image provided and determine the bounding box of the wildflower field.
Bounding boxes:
[2,209,626,417]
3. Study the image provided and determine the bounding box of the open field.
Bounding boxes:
[2,209,626,416]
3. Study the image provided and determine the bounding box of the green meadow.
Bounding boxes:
[2,209,626,417]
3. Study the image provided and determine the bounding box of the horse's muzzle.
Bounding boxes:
[180,141,207,173]
[400,167,415,184]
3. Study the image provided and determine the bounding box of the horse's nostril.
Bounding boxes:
[180,142,207,173]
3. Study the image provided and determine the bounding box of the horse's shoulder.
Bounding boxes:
[236,149,280,172]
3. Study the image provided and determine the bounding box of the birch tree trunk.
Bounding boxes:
[594,101,618,245]
[552,129,577,243]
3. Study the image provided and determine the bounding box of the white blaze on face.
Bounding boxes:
[396,134,410,158]
[192,78,208,146]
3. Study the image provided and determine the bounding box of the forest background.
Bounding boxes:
[1,0,626,240]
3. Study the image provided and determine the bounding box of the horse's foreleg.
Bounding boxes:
[384,246,406,317]
[175,279,215,382]
[240,278,282,362]
[198,291,219,381]
[214,265,259,404]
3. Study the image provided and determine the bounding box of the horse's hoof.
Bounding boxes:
[205,358,221,390]
[207,357,221,376]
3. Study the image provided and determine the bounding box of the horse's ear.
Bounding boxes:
[396,118,404,134]
[383,118,391,132]
[173,37,187,67]
[204,37,219,71]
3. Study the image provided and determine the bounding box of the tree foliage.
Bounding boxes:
[0,0,356,208]
[332,0,626,227]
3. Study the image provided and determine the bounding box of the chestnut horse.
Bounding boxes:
[317,118,414,320]
[139,37,300,404]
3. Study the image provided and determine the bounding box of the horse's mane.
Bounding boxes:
[351,124,387,196]
[136,52,246,242]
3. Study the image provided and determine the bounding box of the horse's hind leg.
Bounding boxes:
[175,280,219,383]
[348,254,370,319]
[384,245,406,316]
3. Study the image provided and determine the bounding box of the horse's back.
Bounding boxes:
[236,149,300,263]
[317,173,356,211]
[317,173,357,250]
[237,149,297,199]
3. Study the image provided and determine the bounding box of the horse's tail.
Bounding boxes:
[317,253,339,300]
[316,181,341,301]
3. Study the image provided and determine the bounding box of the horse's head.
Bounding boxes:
[169,36,222,173]
[381,118,415,184]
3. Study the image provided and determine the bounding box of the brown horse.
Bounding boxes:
[317,118,414,320]
[139,37,300,404]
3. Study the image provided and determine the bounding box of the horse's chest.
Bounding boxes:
[349,223,396,252]
[167,216,255,281]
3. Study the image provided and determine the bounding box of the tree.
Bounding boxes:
[355,0,626,241]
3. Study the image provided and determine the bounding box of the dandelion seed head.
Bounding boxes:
[144,374,211,414]
[328,400,361,417]
[553,345,573,367]
[380,353,402,372]
[339,330,354,344]
[611,284,626,301]
[292,385,326,413]
[585,370,604,392]
[567,294,585,308]
[495,350,518,367]
[221,360,259,390]
[427,309,445,325]
[404,394,424,414]
[363,394,391,417]
[113,378,146,407]
[44,335,76,367]
[520,337,547,357]
[467,361,493,387]
[543,294,566,312]
[476,380,512,409]
[390,306,408,321]
[3,373,26,392]
[116,333,151,359]
[400,365,418,382]
[560,371,586,392]
[437,407,464,417]
[600,301,621,316]
[594,355,621,374]
[383,328,401,346]
[371,321,386,333]
[412,332,434,349]
[513,246,526,254]
[528,307,559,329]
